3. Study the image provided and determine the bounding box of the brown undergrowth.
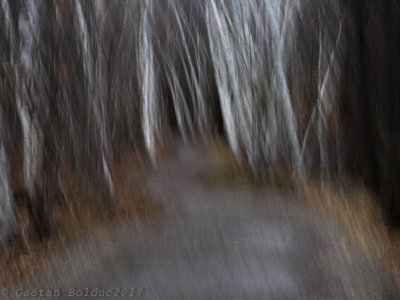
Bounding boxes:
[201,137,294,190]
[301,181,400,288]
[206,138,400,288]
[199,138,252,186]
[0,149,163,286]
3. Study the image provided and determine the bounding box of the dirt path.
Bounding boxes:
[19,140,398,299]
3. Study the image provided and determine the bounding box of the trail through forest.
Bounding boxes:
[23,140,398,299]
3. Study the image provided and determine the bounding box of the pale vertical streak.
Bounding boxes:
[206,1,240,159]
[265,0,301,169]
[139,0,157,162]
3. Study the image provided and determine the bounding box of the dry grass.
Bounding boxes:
[206,137,400,287]
[199,137,253,186]
[0,150,162,286]
[301,181,400,287]
[201,137,295,190]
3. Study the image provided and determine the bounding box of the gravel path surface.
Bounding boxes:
[21,141,398,299]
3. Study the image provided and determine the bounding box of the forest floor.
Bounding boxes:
[1,138,399,299]
[206,138,400,291]
[0,149,163,287]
